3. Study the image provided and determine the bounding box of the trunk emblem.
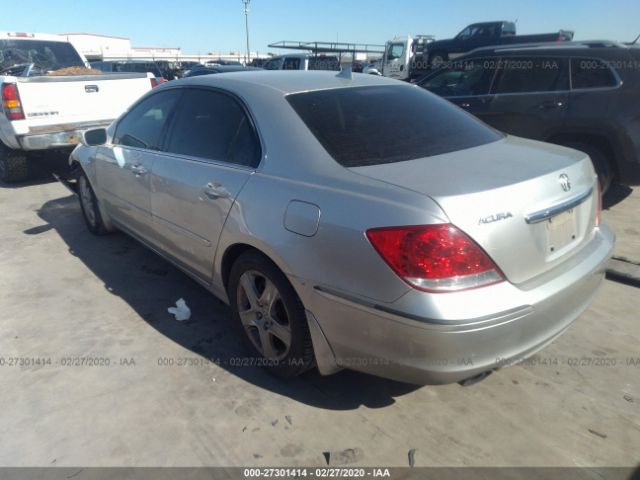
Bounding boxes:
[478,212,513,225]
[559,174,571,192]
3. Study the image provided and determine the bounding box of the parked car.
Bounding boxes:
[262,54,340,71]
[183,65,260,77]
[363,59,382,75]
[70,71,613,385]
[0,32,156,182]
[417,41,640,191]
[90,60,169,83]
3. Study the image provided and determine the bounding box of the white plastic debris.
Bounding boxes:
[168,298,191,321]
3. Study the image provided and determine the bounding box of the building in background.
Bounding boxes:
[59,32,263,63]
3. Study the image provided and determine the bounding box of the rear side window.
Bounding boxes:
[114,89,181,150]
[571,58,618,89]
[283,57,301,70]
[165,89,260,167]
[493,57,569,94]
[287,85,502,167]
[308,56,339,71]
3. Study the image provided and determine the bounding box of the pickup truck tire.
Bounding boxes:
[78,172,108,235]
[0,144,29,183]
[428,52,448,67]
[561,141,614,193]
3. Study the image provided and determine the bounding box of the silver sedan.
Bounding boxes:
[70,71,614,385]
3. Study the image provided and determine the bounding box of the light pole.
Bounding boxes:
[243,0,251,65]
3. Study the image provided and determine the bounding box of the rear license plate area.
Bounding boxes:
[546,208,577,253]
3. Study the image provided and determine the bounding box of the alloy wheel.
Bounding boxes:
[236,270,292,360]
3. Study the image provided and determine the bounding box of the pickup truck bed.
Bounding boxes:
[1,71,153,182]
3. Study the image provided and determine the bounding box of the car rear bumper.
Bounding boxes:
[305,224,614,384]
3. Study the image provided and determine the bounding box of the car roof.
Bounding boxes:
[172,70,401,95]
[465,40,631,57]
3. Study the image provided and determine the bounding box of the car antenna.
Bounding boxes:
[630,33,640,45]
[336,55,353,79]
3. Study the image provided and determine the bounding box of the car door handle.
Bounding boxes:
[538,100,564,109]
[203,182,230,199]
[131,164,148,176]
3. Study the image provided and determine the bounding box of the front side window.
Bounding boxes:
[263,57,283,70]
[492,57,569,94]
[457,25,481,39]
[113,89,181,150]
[419,59,496,97]
[571,58,618,89]
[165,89,260,167]
[287,85,502,168]
[387,43,405,60]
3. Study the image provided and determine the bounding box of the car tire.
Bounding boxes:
[428,52,447,67]
[562,142,614,193]
[78,171,108,235]
[228,251,314,377]
[0,143,29,183]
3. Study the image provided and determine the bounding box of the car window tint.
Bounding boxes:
[309,56,339,71]
[283,57,301,70]
[287,85,502,168]
[113,89,181,150]
[493,58,568,94]
[419,59,496,96]
[571,58,617,89]
[166,89,260,167]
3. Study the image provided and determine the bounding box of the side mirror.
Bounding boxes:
[81,128,107,147]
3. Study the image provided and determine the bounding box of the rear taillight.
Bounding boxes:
[595,177,602,227]
[150,78,159,88]
[366,224,504,292]
[1,83,25,120]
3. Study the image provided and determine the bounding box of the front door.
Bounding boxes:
[150,87,261,282]
[94,89,181,242]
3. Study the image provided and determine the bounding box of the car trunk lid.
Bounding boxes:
[350,136,599,285]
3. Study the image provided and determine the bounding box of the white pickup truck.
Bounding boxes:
[0,32,156,182]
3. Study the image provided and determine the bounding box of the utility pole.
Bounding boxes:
[243,0,251,65]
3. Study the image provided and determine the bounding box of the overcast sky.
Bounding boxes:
[6,0,640,55]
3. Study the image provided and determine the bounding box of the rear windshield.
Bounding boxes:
[0,39,84,75]
[286,85,502,167]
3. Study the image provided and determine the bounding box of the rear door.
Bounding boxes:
[485,56,569,139]
[95,89,181,242]
[419,58,497,116]
[150,87,261,282]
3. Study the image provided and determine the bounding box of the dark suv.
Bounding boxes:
[418,42,640,190]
